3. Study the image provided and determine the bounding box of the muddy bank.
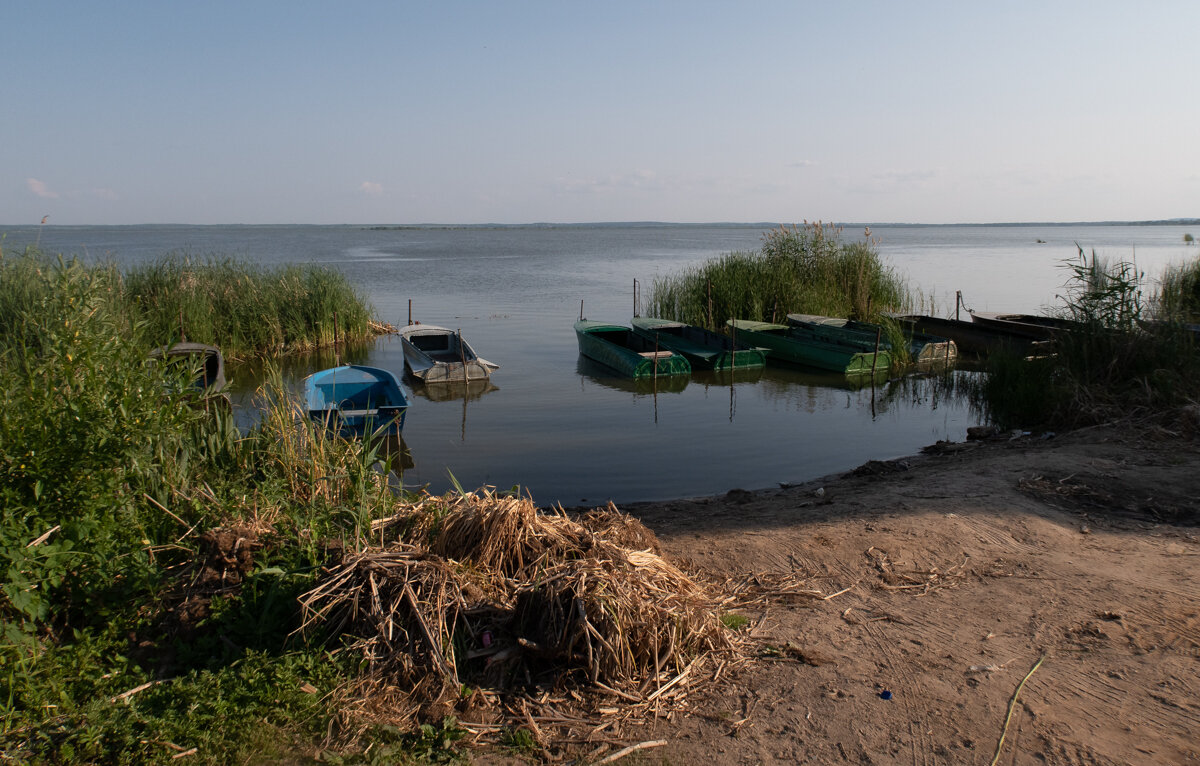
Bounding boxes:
[565,424,1200,765]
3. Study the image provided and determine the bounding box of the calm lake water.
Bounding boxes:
[6,222,1196,504]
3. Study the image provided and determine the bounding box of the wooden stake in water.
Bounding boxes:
[333,310,341,367]
[458,328,469,384]
[408,299,412,326]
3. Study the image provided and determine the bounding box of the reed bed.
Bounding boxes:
[123,255,380,356]
[646,223,910,328]
[299,491,741,736]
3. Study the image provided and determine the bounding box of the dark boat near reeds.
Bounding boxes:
[630,317,767,371]
[148,342,227,392]
[398,323,498,383]
[969,311,1081,340]
[727,319,891,375]
[574,319,691,378]
[304,364,409,435]
[786,313,957,365]
[885,313,1048,358]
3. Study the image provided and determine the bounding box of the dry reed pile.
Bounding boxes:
[298,490,742,741]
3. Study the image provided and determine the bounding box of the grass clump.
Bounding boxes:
[974,247,1200,430]
[646,222,910,328]
[1152,256,1200,323]
[0,251,439,763]
[123,254,381,357]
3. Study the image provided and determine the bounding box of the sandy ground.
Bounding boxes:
[546,423,1200,765]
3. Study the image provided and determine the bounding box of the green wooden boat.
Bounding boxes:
[727,319,891,375]
[574,320,692,378]
[630,317,767,371]
[786,313,957,365]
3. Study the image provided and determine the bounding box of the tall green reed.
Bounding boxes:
[122,255,377,356]
[645,222,910,328]
[974,248,1200,429]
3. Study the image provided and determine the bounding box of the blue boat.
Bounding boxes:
[304,365,409,435]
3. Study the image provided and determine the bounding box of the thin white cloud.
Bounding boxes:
[359,181,384,196]
[556,170,663,195]
[27,178,59,199]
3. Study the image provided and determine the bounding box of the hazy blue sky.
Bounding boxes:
[5,1,1197,225]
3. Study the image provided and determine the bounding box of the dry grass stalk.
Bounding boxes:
[300,490,743,739]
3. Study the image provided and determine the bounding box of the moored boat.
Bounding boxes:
[630,317,766,371]
[574,319,691,378]
[969,311,1080,340]
[885,313,1047,358]
[147,341,227,392]
[398,324,498,383]
[304,364,409,435]
[727,319,891,375]
[786,313,957,365]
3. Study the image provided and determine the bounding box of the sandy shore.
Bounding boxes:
[582,423,1200,765]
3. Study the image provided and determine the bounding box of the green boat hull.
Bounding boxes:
[630,317,767,371]
[786,313,957,365]
[575,320,692,378]
[727,319,891,375]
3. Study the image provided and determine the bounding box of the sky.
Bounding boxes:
[4,1,1198,225]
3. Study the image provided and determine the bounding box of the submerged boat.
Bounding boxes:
[304,364,409,435]
[969,312,1080,340]
[727,319,891,375]
[574,320,691,378]
[630,317,766,371]
[786,313,957,365]
[398,324,498,383]
[147,341,227,392]
[885,313,1047,358]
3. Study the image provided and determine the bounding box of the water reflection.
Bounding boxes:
[408,378,500,402]
[574,356,691,395]
[374,432,415,471]
[691,366,765,387]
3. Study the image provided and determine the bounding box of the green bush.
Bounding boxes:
[0,250,430,763]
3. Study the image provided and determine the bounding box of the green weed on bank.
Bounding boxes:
[0,253,453,763]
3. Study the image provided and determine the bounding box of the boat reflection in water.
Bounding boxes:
[408,377,500,403]
[574,356,690,395]
[408,377,500,442]
[691,366,765,388]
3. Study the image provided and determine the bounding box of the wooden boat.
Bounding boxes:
[884,313,1046,358]
[574,320,691,378]
[147,342,227,391]
[969,312,1080,340]
[630,317,766,371]
[727,319,891,375]
[398,324,498,383]
[786,313,957,365]
[304,364,408,435]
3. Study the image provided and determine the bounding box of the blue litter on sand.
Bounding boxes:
[880,690,893,700]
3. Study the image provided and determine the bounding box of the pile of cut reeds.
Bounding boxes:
[298,491,740,733]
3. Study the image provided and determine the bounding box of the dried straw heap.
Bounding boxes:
[298,489,741,742]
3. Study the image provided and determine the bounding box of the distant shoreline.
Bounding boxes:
[3,219,1197,231]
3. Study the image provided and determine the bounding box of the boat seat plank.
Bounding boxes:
[637,351,674,359]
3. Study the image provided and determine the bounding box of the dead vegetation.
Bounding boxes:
[296,490,750,751]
